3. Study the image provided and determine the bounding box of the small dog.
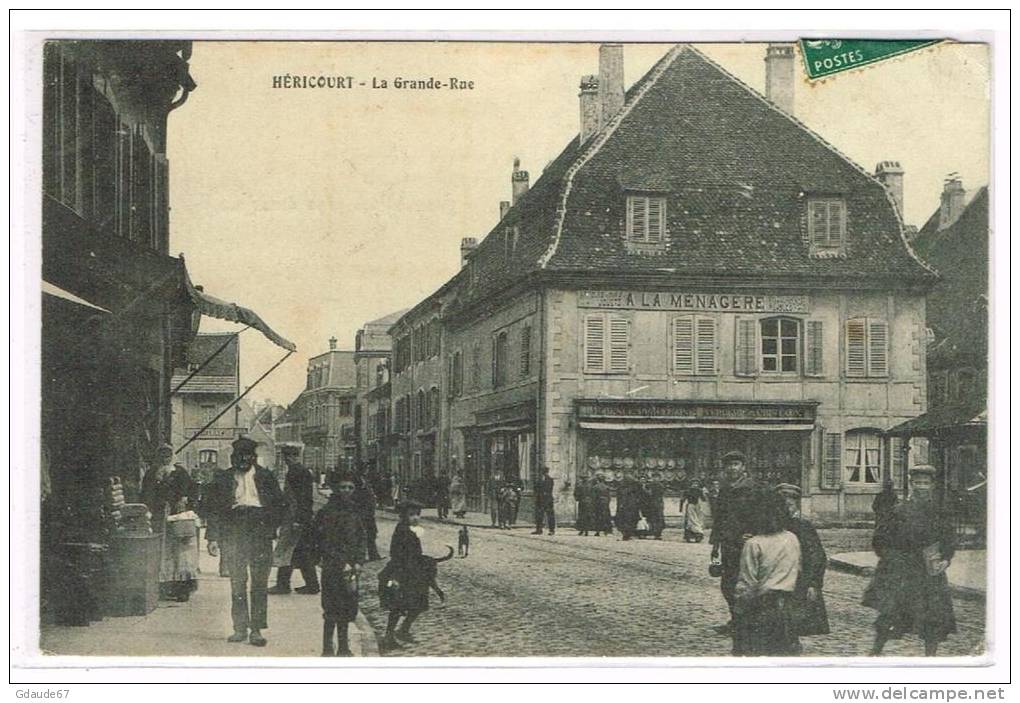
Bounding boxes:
[457,525,470,558]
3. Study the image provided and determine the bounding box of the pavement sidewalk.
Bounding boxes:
[828,549,986,601]
[39,534,380,658]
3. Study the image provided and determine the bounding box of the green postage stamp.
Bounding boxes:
[799,39,942,79]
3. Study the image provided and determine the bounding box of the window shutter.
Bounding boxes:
[520,326,531,377]
[890,436,906,489]
[828,201,845,246]
[647,197,663,243]
[868,320,889,377]
[695,316,717,375]
[630,197,647,242]
[804,320,824,376]
[809,201,827,247]
[584,314,605,372]
[821,432,842,490]
[735,318,757,376]
[846,318,867,377]
[609,316,629,372]
[673,316,694,375]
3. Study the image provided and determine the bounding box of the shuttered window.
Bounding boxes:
[626,195,666,244]
[735,318,758,376]
[519,325,531,378]
[846,318,889,377]
[673,316,717,376]
[808,198,846,250]
[804,320,825,376]
[584,313,629,373]
[821,432,842,490]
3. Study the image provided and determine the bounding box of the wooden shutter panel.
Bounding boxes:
[584,315,605,373]
[647,197,664,243]
[828,201,845,246]
[673,316,694,375]
[629,196,647,241]
[821,432,842,489]
[846,318,867,377]
[868,320,889,377]
[609,316,629,372]
[804,320,824,376]
[809,201,827,247]
[735,318,757,376]
[890,437,906,489]
[695,316,717,375]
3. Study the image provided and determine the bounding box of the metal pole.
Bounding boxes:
[170,327,249,395]
[175,350,294,455]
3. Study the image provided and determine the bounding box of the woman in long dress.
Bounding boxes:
[142,448,200,602]
[449,471,467,517]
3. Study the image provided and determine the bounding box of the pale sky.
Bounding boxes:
[167,41,989,407]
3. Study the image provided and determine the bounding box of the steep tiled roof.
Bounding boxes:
[912,186,988,366]
[446,44,934,317]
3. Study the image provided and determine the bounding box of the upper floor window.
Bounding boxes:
[493,331,509,388]
[583,313,630,374]
[845,318,889,378]
[845,430,882,485]
[470,342,481,390]
[626,195,666,246]
[760,317,800,374]
[416,390,426,431]
[808,198,846,254]
[449,350,464,398]
[672,316,717,376]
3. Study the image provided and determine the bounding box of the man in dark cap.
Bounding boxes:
[270,445,320,595]
[709,449,760,634]
[200,436,285,647]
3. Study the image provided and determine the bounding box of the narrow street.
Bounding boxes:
[359,514,986,658]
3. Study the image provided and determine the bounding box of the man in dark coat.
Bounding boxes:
[592,474,613,536]
[311,470,366,656]
[615,475,641,540]
[574,475,594,536]
[777,483,830,649]
[532,466,556,535]
[352,470,382,561]
[641,477,666,540]
[270,445,320,595]
[200,436,285,647]
[709,450,760,634]
[864,465,957,656]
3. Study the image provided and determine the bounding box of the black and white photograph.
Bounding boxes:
[10,10,1008,690]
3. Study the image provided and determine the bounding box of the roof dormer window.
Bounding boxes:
[808,197,846,255]
[626,195,667,251]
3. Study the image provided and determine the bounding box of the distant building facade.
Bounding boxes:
[170,333,241,484]
[354,311,405,476]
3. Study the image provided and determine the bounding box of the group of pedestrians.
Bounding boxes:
[707,449,958,657]
[573,473,669,540]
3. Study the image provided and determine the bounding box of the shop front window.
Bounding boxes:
[845,430,882,485]
[761,317,799,373]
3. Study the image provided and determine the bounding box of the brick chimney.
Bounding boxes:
[499,200,510,220]
[765,43,795,115]
[875,161,905,219]
[511,157,529,205]
[938,176,967,231]
[460,237,478,268]
[579,74,600,143]
[329,336,337,351]
[598,44,624,130]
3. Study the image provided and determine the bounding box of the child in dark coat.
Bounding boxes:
[312,471,367,656]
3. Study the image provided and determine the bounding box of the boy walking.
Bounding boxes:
[312,471,367,656]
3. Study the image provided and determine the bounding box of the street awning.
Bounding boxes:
[579,421,816,432]
[183,267,296,352]
[886,404,987,437]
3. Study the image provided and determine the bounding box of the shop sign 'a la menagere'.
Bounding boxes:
[579,290,811,314]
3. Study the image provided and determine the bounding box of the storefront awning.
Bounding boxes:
[885,403,987,437]
[183,268,296,352]
[481,423,534,435]
[579,420,816,432]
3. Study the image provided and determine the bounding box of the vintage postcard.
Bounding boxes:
[14,26,998,678]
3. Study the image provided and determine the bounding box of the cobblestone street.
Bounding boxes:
[360,514,986,658]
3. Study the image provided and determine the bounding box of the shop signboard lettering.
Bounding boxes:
[578,290,810,313]
[576,400,815,422]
